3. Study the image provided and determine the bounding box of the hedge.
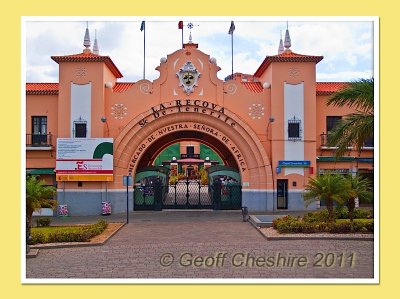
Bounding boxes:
[30,220,108,244]
[273,216,373,234]
[302,207,373,223]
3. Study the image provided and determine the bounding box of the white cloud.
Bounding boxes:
[25,18,375,83]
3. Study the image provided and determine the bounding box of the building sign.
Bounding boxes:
[278,160,311,167]
[138,99,236,128]
[127,122,247,174]
[56,138,113,181]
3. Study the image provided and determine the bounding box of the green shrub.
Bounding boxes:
[30,220,108,244]
[326,221,352,233]
[303,210,330,223]
[349,219,374,232]
[334,206,349,219]
[273,216,303,233]
[36,217,51,227]
[273,216,373,234]
[303,208,373,223]
[353,209,373,219]
[40,199,57,209]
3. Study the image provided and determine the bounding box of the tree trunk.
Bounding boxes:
[26,207,34,245]
[348,197,356,224]
[326,199,335,222]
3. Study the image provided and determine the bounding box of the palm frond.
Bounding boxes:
[327,78,374,112]
[327,112,374,157]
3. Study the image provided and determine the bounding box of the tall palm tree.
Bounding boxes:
[344,175,373,223]
[327,78,374,157]
[303,173,348,222]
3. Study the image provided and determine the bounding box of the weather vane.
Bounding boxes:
[187,22,199,43]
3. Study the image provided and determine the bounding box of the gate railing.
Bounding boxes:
[163,179,212,209]
[134,178,242,210]
[210,180,242,210]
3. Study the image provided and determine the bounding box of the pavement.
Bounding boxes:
[26,210,374,280]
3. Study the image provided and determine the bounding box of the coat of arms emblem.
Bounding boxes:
[176,61,201,95]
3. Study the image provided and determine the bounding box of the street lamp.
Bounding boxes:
[267,116,276,212]
[101,116,109,137]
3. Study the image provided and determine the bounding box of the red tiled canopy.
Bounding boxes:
[254,51,323,77]
[51,52,123,78]
[316,82,349,95]
[26,83,59,95]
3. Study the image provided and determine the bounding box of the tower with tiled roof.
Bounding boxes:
[254,25,324,207]
[51,26,123,139]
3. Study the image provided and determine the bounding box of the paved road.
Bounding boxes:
[26,211,374,279]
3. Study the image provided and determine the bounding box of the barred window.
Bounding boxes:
[73,118,87,138]
[288,118,301,140]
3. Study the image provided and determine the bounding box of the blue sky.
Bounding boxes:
[24,17,375,83]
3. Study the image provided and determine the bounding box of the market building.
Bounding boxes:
[26,25,374,215]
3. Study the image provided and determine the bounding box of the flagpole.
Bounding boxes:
[231,32,233,79]
[143,22,146,80]
[228,21,235,80]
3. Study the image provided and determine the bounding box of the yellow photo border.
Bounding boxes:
[2,0,393,297]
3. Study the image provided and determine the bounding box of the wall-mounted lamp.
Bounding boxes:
[101,116,109,137]
[266,116,275,138]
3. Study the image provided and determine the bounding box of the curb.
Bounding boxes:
[26,248,39,258]
[30,222,126,250]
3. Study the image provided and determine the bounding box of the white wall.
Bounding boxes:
[284,82,304,176]
[71,82,91,138]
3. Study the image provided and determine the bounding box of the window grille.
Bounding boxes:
[288,117,302,140]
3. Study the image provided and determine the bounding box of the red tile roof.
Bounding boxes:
[113,82,135,93]
[254,51,324,77]
[51,52,123,78]
[241,82,264,93]
[26,82,348,96]
[26,83,59,95]
[316,82,348,95]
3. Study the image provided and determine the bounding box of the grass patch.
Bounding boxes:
[30,220,108,244]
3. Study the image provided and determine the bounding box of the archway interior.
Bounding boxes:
[153,142,224,166]
[136,130,239,171]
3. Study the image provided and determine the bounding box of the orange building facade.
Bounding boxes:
[26,28,374,215]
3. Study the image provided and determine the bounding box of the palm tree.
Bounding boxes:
[303,173,348,222]
[26,175,56,234]
[327,78,374,157]
[344,175,373,223]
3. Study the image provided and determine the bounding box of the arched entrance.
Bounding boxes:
[113,100,273,210]
[130,131,244,210]
[136,131,239,170]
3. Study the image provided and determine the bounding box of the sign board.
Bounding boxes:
[123,175,133,186]
[278,160,311,167]
[56,138,113,181]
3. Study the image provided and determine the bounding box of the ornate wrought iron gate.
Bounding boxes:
[134,177,242,210]
[163,178,212,209]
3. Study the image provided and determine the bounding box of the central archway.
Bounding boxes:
[136,130,239,170]
[113,103,273,192]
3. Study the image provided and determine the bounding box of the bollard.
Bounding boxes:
[241,206,249,222]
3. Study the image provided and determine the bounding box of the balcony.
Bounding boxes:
[26,133,53,150]
[320,133,374,149]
